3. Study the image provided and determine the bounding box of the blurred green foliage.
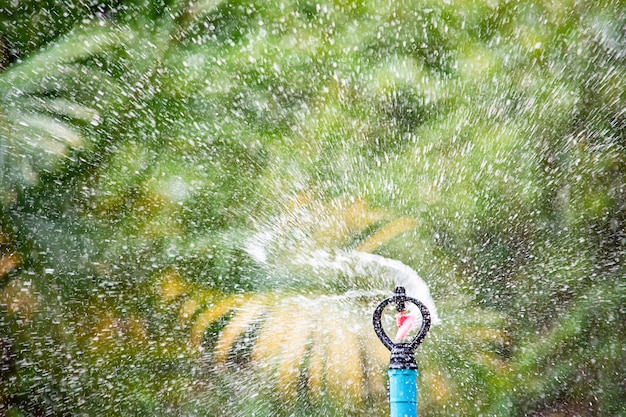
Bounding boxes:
[1,0,625,416]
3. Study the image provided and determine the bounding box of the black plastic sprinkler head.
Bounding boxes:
[372,286,431,369]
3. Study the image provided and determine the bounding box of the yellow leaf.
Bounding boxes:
[362,325,389,397]
[356,217,417,253]
[307,321,328,398]
[159,269,189,302]
[325,313,365,403]
[179,298,201,322]
[344,200,387,231]
[311,199,386,248]
[275,307,314,396]
[189,294,251,350]
[286,191,313,211]
[215,300,268,364]
[251,302,296,365]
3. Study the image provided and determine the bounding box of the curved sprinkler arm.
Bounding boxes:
[373,286,431,417]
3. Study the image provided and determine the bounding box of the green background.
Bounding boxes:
[1,0,625,415]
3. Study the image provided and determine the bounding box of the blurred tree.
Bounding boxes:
[1,0,625,416]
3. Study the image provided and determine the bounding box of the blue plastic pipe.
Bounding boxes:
[388,368,418,417]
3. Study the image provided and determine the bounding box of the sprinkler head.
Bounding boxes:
[372,286,431,370]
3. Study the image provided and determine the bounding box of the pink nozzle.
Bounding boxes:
[395,313,416,341]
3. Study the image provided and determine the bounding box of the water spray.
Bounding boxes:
[373,286,431,417]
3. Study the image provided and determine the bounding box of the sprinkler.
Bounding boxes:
[373,286,431,417]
